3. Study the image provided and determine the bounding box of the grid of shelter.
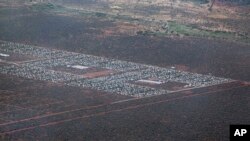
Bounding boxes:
[0,41,232,97]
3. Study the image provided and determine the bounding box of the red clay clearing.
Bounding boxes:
[82,70,115,78]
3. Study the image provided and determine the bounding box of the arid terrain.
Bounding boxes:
[0,0,249,141]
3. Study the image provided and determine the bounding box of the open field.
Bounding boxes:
[0,1,249,141]
[0,2,249,81]
[0,71,249,140]
[0,40,249,140]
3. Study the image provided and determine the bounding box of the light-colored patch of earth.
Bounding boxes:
[97,22,143,39]
[83,70,115,78]
[174,65,190,71]
[200,25,235,33]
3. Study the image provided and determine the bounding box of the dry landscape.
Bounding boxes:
[0,0,249,141]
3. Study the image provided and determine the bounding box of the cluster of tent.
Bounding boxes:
[0,41,231,97]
